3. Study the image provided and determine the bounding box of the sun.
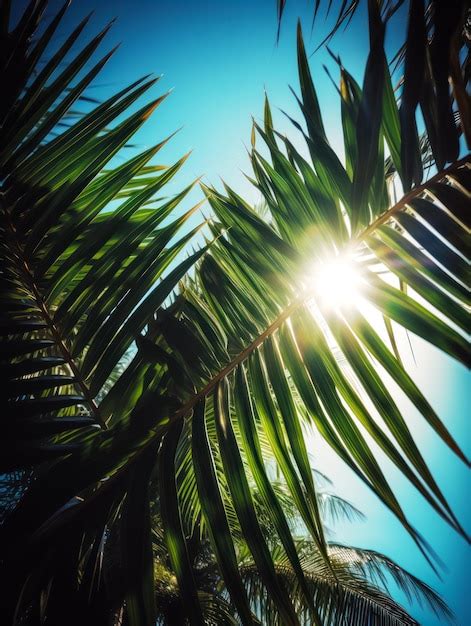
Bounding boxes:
[309,254,364,311]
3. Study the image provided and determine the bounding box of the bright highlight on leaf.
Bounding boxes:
[309,255,364,311]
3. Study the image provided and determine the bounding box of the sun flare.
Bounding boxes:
[309,255,364,311]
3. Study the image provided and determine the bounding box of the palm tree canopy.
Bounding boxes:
[1,0,469,624]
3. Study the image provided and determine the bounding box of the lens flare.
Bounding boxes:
[310,255,363,310]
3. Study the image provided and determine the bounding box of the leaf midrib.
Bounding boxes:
[171,154,470,426]
[3,201,106,428]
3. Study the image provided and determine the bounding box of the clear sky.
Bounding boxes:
[30,0,471,623]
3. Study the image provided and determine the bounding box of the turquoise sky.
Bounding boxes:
[35,1,471,623]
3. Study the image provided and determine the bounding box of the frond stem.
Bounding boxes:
[171,295,307,422]
[2,202,106,428]
[171,155,471,425]
[353,153,470,245]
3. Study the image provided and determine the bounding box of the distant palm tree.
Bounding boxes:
[141,455,451,625]
[1,1,469,624]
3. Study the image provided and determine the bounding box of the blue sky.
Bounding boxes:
[32,0,471,623]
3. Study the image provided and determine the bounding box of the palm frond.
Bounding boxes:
[0,2,203,623]
[318,492,365,525]
[241,555,419,626]
[239,536,452,625]
[144,7,468,620]
[2,1,469,624]
[328,543,453,621]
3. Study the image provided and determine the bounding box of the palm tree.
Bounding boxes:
[147,434,452,625]
[1,0,469,624]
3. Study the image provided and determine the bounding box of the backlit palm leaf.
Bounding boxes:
[148,7,468,622]
[240,537,452,626]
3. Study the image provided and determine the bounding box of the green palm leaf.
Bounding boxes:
[0,2,203,622]
[2,1,469,624]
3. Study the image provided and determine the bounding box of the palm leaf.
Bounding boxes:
[2,1,469,623]
[240,535,450,626]
[0,2,203,623]
[129,10,468,615]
